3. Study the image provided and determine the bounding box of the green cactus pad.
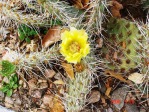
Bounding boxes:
[0,60,16,76]
[101,18,143,73]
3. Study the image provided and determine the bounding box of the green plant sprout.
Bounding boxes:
[18,24,38,43]
[0,74,19,97]
[0,60,16,77]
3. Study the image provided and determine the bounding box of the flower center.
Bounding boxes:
[69,42,80,53]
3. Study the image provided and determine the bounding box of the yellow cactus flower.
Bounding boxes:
[60,27,90,63]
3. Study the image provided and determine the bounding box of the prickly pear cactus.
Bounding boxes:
[101,18,143,73]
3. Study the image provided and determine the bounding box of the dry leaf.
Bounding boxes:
[110,0,123,18]
[71,0,90,9]
[122,41,126,49]
[28,78,38,90]
[96,38,103,48]
[44,69,56,78]
[74,62,85,72]
[53,80,65,85]
[43,94,54,108]
[105,70,130,84]
[105,78,112,97]
[113,51,118,60]
[42,26,61,48]
[128,72,144,84]
[105,87,112,97]
[61,63,74,80]
[51,96,64,112]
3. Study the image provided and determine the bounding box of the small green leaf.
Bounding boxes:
[9,81,15,87]
[0,60,16,76]
[0,86,9,93]
[25,37,31,43]
[6,89,13,97]
[13,84,18,89]
[13,75,18,83]
[18,28,25,41]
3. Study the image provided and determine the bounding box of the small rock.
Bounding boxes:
[111,87,129,110]
[45,69,56,78]
[3,77,9,83]
[13,104,21,111]
[0,91,5,98]
[5,102,13,108]
[19,80,23,85]
[54,73,61,79]
[40,103,47,108]
[5,96,14,104]
[23,82,27,88]
[12,93,21,106]
[14,98,22,105]
[125,104,139,112]
[43,94,54,108]
[38,79,47,83]
[31,90,42,99]
[88,90,100,104]
[39,82,48,89]
[107,107,113,112]
[28,78,37,90]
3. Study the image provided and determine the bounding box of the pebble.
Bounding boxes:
[39,82,48,89]
[5,96,14,104]
[0,91,5,98]
[31,90,42,99]
[87,90,100,104]
[5,102,13,108]
[43,94,54,108]
[125,103,139,112]
[3,77,9,83]
[14,98,22,105]
[28,78,37,90]
[111,87,129,110]
[19,80,23,85]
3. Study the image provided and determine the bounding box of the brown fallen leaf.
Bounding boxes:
[128,72,144,84]
[74,62,85,72]
[105,70,130,84]
[50,96,64,112]
[53,80,65,85]
[96,38,103,48]
[113,51,118,61]
[42,26,61,48]
[61,62,74,80]
[70,0,90,9]
[105,78,113,97]
[43,94,54,108]
[44,69,56,78]
[28,78,38,90]
[110,0,123,18]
